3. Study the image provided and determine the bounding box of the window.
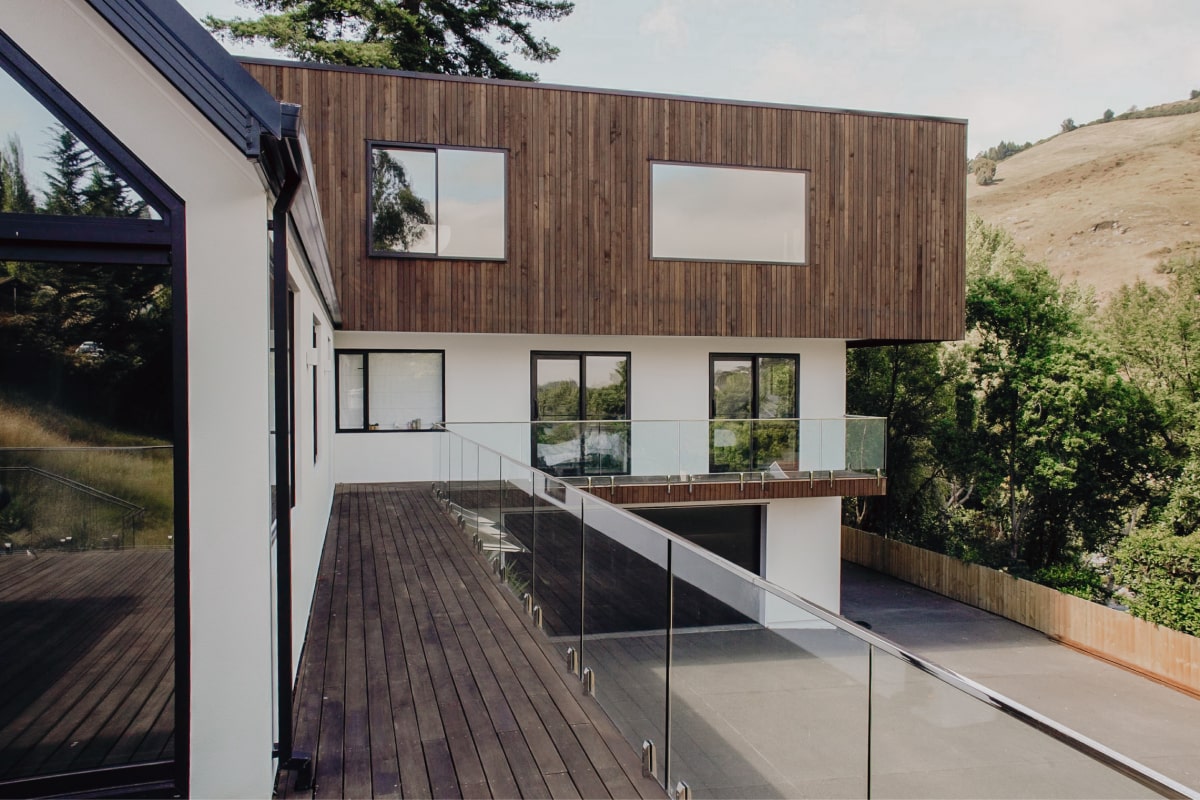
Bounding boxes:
[369,143,505,259]
[531,352,630,477]
[312,317,321,462]
[710,354,798,472]
[651,162,808,264]
[336,350,444,432]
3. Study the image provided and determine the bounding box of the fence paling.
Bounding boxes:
[842,526,1200,697]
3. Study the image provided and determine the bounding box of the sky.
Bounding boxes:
[110,1,1200,157]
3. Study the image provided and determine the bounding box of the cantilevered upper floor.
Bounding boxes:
[244,60,967,342]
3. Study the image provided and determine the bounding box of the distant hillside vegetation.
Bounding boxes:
[968,96,1200,300]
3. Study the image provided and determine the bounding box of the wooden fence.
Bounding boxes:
[842,526,1200,697]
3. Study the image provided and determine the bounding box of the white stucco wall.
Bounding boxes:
[333,330,847,610]
[333,330,846,484]
[0,4,336,796]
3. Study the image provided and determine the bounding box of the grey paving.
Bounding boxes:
[842,561,1200,793]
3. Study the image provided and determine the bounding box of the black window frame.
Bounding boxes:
[366,140,508,261]
[530,351,632,477]
[709,353,799,473]
[334,348,446,433]
[0,31,189,798]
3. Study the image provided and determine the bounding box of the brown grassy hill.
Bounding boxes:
[967,108,1200,301]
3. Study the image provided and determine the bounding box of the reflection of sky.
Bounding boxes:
[1,66,157,217]
[1,66,65,201]
[652,164,807,264]
[438,149,504,258]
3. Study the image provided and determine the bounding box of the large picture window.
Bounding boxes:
[369,143,505,259]
[336,350,444,432]
[651,162,808,264]
[710,354,799,472]
[0,38,185,796]
[531,352,630,477]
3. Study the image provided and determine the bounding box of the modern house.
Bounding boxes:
[0,1,973,797]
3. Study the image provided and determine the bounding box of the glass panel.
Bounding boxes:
[337,353,365,430]
[497,457,534,602]
[535,357,580,420]
[437,149,505,259]
[0,258,174,781]
[669,544,870,797]
[581,498,670,783]
[652,163,807,264]
[0,65,155,218]
[710,420,751,473]
[846,417,886,473]
[869,649,1158,798]
[366,352,441,431]
[371,147,436,254]
[757,356,796,418]
[582,420,630,475]
[530,478,583,638]
[712,359,753,419]
[584,355,627,419]
[753,419,798,472]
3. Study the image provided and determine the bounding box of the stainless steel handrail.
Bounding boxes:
[435,423,1198,800]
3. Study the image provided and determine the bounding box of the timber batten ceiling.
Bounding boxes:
[245,60,966,341]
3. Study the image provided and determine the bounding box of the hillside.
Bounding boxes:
[967,108,1200,300]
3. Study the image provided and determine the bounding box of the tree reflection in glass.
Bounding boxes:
[371,148,434,253]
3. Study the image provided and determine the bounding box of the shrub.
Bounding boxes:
[973,158,997,185]
[1192,89,1200,101]
[1033,561,1104,601]
[1112,531,1200,635]
[1103,108,1115,122]
[1061,118,1077,133]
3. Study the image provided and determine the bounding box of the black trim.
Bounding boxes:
[86,0,282,155]
[333,349,447,433]
[366,140,508,261]
[238,56,969,126]
[0,34,189,799]
[271,146,302,776]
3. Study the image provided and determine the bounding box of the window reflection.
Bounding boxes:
[0,66,157,219]
[370,145,505,259]
[652,163,807,264]
[532,353,630,476]
[0,259,174,781]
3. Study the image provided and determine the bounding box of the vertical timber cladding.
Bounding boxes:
[245,61,966,341]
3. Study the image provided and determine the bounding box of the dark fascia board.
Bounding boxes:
[85,0,283,156]
[238,56,969,127]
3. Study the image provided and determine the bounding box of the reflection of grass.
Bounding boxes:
[0,396,173,548]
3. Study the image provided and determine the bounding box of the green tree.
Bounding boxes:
[966,219,1157,567]
[206,0,574,80]
[1061,118,1077,133]
[1103,108,1115,122]
[0,137,36,213]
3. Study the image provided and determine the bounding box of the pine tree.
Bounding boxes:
[206,0,574,81]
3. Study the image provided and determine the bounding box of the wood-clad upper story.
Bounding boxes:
[245,60,966,341]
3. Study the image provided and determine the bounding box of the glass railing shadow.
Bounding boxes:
[432,428,1196,800]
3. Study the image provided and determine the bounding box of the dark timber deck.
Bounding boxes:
[0,549,175,783]
[279,483,665,800]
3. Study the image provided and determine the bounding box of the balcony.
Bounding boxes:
[442,417,887,504]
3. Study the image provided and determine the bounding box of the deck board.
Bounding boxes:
[0,549,175,782]
[279,483,663,800]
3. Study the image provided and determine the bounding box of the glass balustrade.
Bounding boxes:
[430,427,1188,800]
[445,418,887,488]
